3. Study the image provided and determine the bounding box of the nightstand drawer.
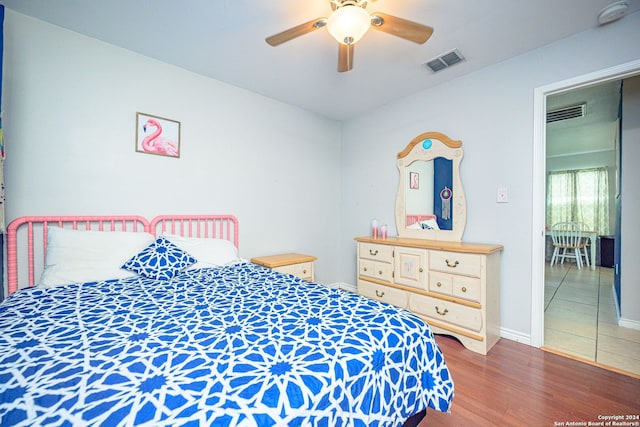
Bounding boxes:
[274,262,314,281]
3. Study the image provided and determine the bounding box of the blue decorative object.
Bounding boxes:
[433,157,453,229]
[422,139,433,150]
[122,236,196,280]
[0,263,454,425]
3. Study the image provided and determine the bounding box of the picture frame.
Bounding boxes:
[410,172,419,189]
[135,112,181,158]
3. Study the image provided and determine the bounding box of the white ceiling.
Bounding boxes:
[2,0,639,121]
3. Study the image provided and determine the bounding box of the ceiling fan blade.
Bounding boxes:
[338,43,354,72]
[370,12,433,44]
[266,18,327,46]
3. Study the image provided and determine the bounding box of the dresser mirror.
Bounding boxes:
[395,132,466,241]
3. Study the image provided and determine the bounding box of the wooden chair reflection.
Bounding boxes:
[550,222,589,269]
[575,222,591,268]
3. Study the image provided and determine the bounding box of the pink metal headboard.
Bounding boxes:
[150,215,239,248]
[406,214,437,226]
[5,214,239,296]
[6,216,150,296]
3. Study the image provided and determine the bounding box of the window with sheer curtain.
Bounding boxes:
[546,167,610,235]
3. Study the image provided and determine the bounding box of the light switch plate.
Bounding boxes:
[496,187,508,203]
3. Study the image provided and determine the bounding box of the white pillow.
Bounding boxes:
[40,262,136,287]
[408,219,441,230]
[39,227,155,287]
[162,234,239,269]
[419,218,441,230]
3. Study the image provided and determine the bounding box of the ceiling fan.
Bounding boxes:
[266,0,434,72]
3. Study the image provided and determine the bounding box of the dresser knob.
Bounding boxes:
[435,306,449,316]
[376,290,385,297]
[369,249,379,256]
[378,270,383,275]
[436,282,442,287]
[363,267,368,272]
[302,269,307,274]
[445,259,460,268]
[462,286,467,293]
[419,267,424,273]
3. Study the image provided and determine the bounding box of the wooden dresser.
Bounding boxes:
[355,236,503,355]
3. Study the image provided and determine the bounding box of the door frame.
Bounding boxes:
[530,59,640,348]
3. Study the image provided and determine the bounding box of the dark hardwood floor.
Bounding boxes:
[422,335,640,426]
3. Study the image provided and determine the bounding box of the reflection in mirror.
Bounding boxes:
[404,158,453,231]
[395,132,466,242]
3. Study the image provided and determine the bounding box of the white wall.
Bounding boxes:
[4,9,640,338]
[339,12,640,339]
[2,12,343,288]
[620,75,640,325]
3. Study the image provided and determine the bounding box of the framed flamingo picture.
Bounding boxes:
[135,112,181,158]
[410,172,419,189]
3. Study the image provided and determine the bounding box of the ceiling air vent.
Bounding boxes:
[423,49,465,73]
[547,103,586,123]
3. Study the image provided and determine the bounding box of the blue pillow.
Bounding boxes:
[122,237,196,280]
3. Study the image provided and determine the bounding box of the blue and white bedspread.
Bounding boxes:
[0,262,453,426]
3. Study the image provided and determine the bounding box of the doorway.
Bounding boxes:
[543,81,620,367]
[531,60,640,356]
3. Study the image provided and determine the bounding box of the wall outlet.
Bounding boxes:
[497,187,509,203]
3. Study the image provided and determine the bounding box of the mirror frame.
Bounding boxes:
[395,131,466,241]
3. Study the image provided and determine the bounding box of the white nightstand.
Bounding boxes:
[251,253,317,281]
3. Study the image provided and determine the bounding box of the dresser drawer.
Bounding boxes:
[452,276,481,303]
[429,272,453,296]
[358,280,408,309]
[429,272,481,304]
[409,294,483,332]
[359,243,394,263]
[429,250,481,277]
[274,262,314,281]
[359,259,393,283]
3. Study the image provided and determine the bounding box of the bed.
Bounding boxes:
[405,214,439,230]
[1,215,453,426]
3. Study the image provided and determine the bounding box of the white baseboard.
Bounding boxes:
[610,283,640,330]
[613,285,621,319]
[499,328,532,346]
[619,317,640,331]
[328,282,357,293]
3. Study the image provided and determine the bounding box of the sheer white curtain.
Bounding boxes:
[546,167,610,235]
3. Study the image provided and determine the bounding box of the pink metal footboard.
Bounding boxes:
[5,214,240,296]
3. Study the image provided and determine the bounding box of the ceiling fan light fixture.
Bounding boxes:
[327,5,371,45]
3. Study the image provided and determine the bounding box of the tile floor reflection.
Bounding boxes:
[544,262,640,376]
